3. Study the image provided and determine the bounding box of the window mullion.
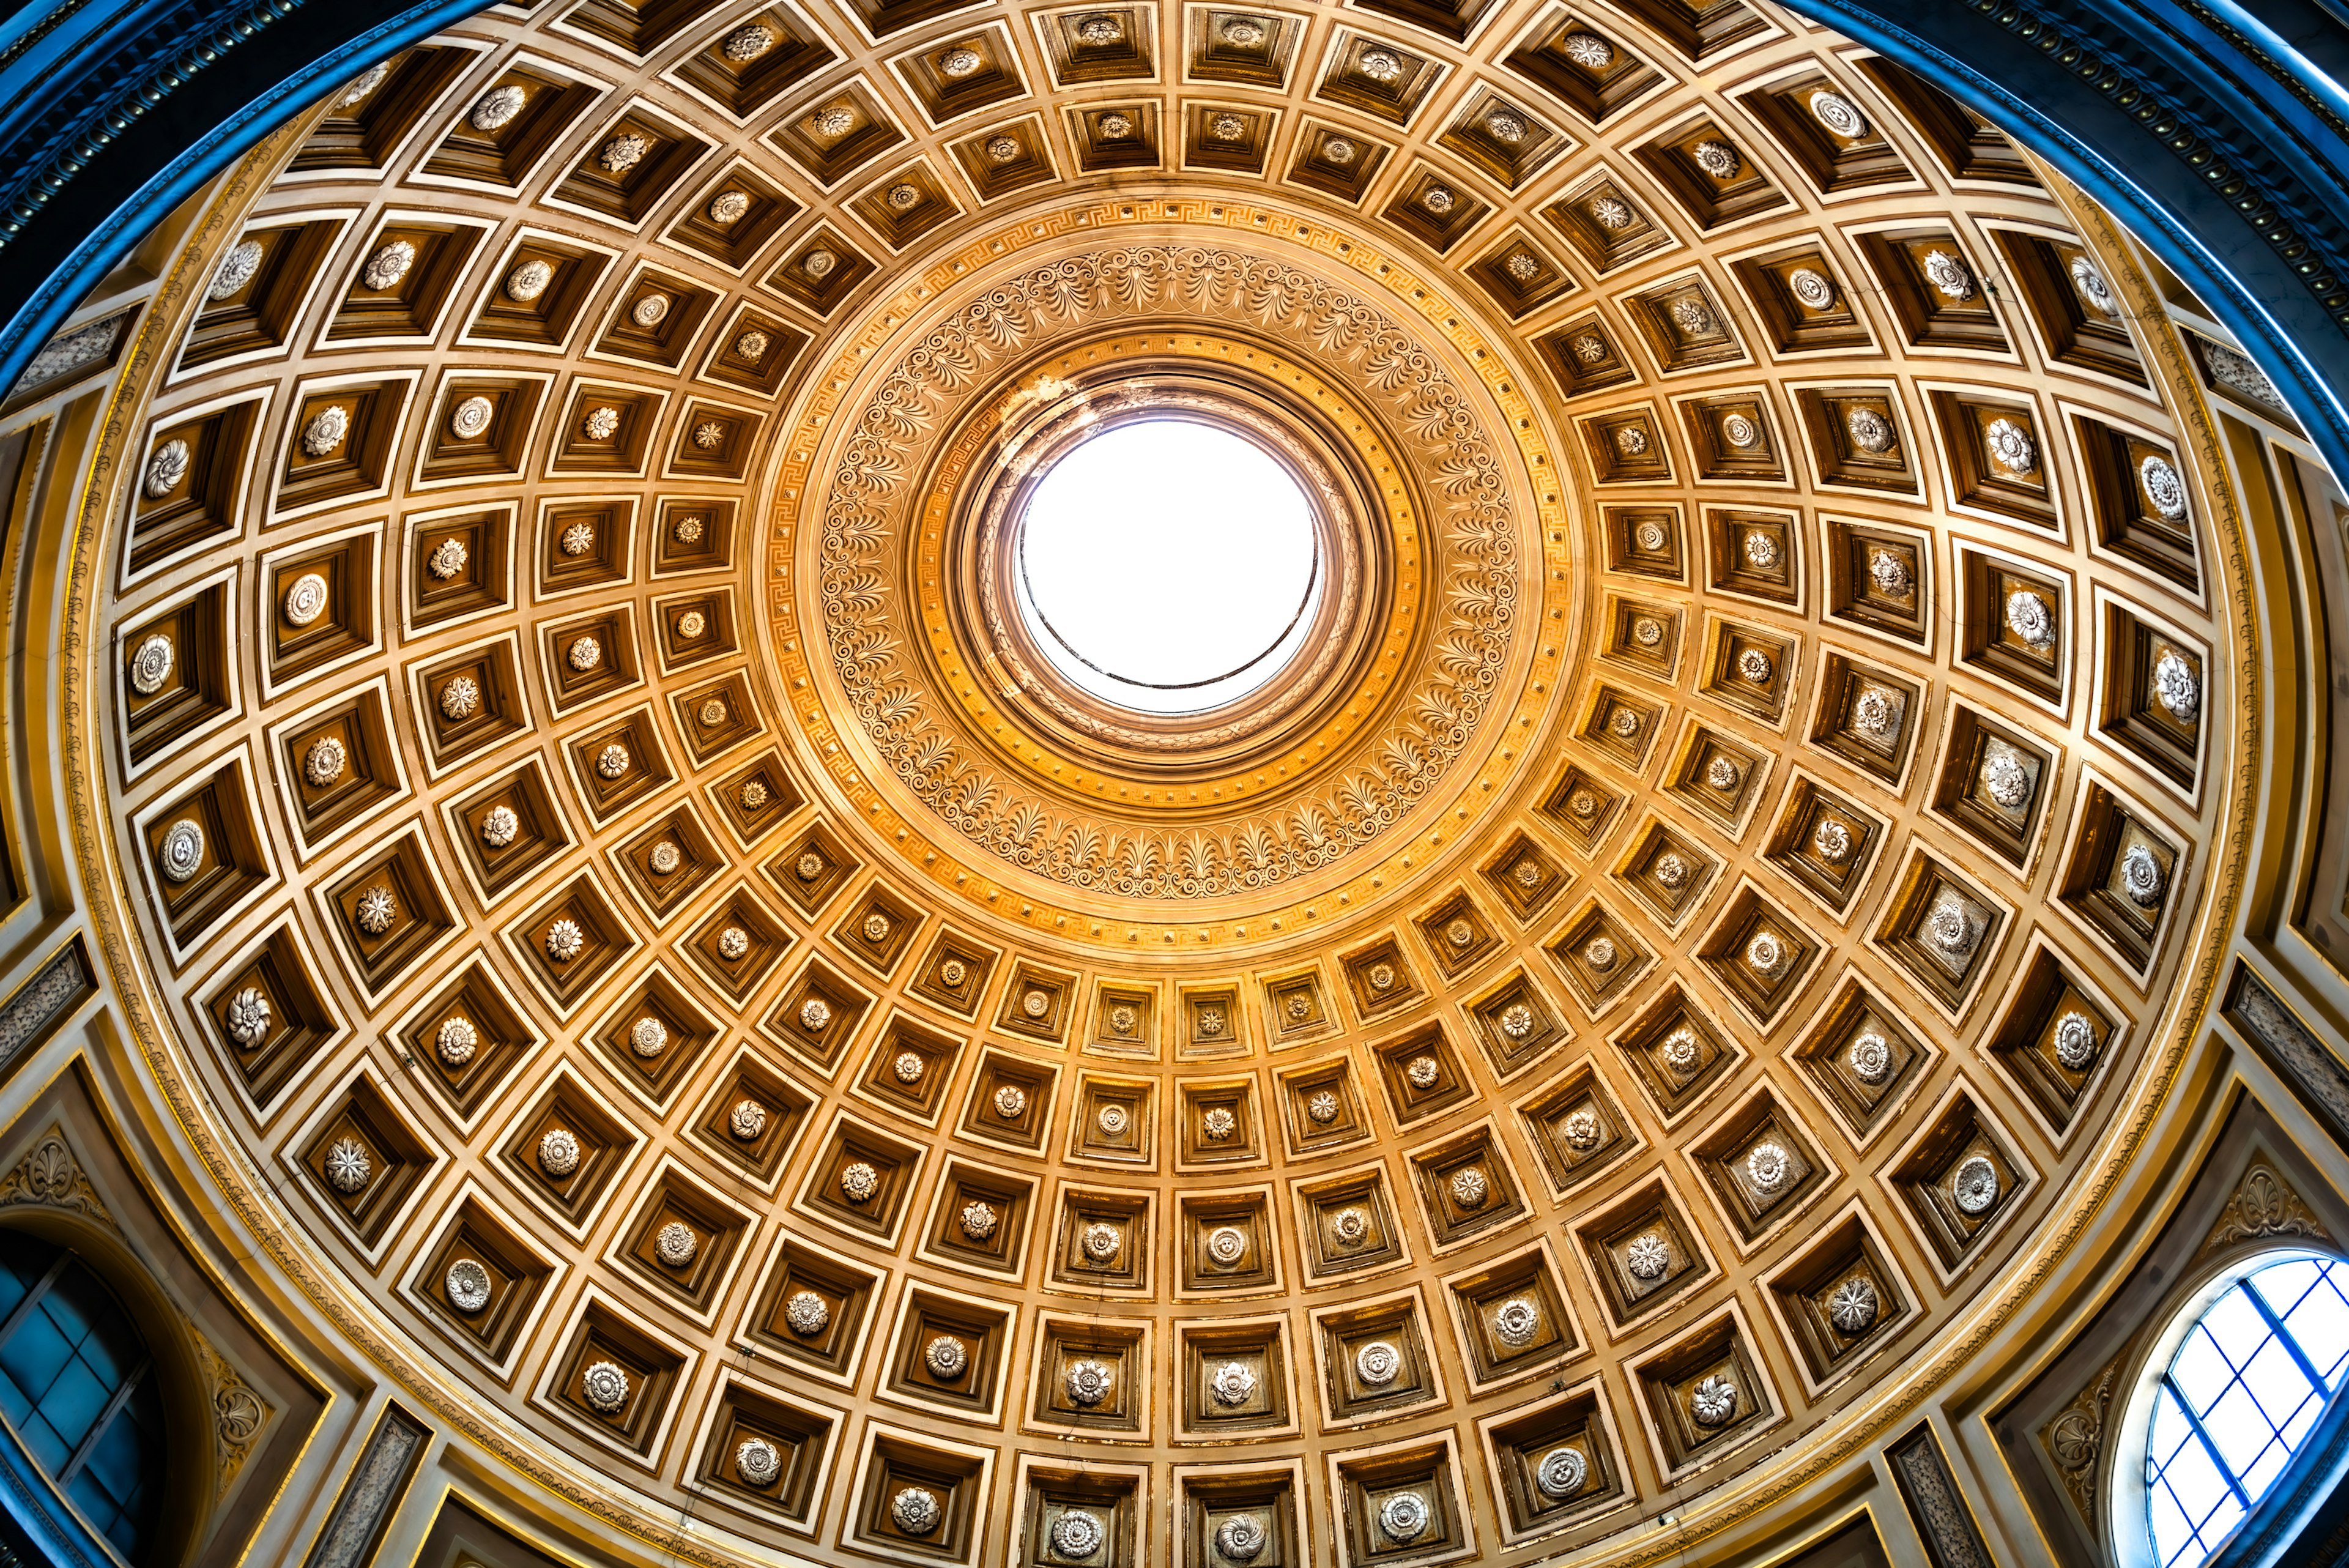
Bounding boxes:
[2165,1373,2255,1511]
[54,1355,147,1489]
[2240,1281,2336,1394]
[0,1253,70,1351]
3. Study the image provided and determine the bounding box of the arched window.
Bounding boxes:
[2138,1255,2349,1568]
[0,1228,165,1563]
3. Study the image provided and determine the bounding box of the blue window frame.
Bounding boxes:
[2147,1257,2349,1568]
[0,1230,163,1564]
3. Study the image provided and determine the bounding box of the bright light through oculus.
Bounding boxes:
[1015,419,1321,715]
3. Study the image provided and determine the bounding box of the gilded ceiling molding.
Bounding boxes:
[40,6,2285,1563]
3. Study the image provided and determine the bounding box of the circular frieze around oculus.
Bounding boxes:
[796,239,1523,909]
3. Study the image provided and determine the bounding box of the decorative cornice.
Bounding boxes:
[0,0,303,248]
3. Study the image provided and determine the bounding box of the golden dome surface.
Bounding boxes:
[60,0,2254,1559]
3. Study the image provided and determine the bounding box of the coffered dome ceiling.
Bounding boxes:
[66,0,2251,1556]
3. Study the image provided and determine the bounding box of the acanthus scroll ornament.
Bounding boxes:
[0,1131,115,1228]
[2197,1161,2329,1261]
